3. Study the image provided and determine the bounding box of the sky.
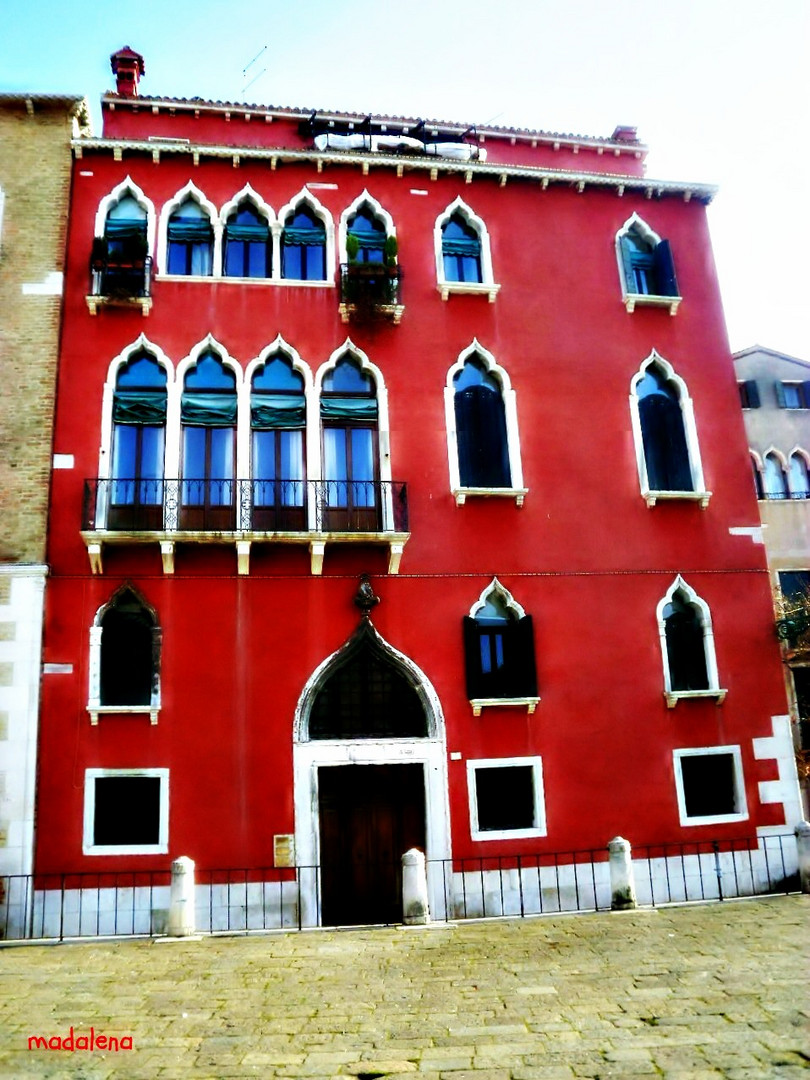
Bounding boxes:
[1,0,808,358]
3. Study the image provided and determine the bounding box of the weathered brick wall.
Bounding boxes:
[0,101,77,564]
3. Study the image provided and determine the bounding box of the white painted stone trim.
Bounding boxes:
[753,714,805,829]
[21,272,63,296]
[93,176,156,254]
[672,745,748,826]
[434,196,497,298]
[277,186,336,282]
[470,697,540,716]
[156,180,221,277]
[87,586,161,721]
[337,189,396,265]
[469,578,527,620]
[467,756,547,841]
[83,768,169,855]
[219,183,277,279]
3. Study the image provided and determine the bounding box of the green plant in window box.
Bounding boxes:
[384,234,398,269]
[346,233,360,263]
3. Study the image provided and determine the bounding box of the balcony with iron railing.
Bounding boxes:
[338,263,404,324]
[81,477,409,575]
[87,254,153,315]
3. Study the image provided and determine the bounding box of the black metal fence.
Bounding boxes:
[82,478,409,534]
[1,833,800,943]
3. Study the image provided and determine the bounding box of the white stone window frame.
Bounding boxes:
[657,574,726,708]
[94,176,157,254]
[277,186,336,285]
[750,449,765,498]
[629,349,710,508]
[243,335,314,528]
[467,578,540,716]
[156,180,222,279]
[672,745,748,827]
[83,768,169,855]
[87,586,161,725]
[445,339,527,507]
[219,183,278,282]
[337,189,396,266]
[467,756,547,841]
[615,211,682,315]
[435,196,500,302]
[95,334,175,530]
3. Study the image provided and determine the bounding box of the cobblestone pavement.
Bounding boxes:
[0,896,807,1079]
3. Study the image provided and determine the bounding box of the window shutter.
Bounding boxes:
[463,617,486,699]
[745,380,761,408]
[802,382,810,408]
[455,385,511,488]
[639,394,693,491]
[653,239,679,297]
[665,607,709,691]
[775,381,787,408]
[510,615,538,697]
[619,235,636,292]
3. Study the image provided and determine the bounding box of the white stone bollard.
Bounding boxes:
[608,836,637,910]
[168,856,196,937]
[401,848,430,924]
[795,821,810,894]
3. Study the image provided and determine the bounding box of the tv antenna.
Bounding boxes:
[240,45,268,97]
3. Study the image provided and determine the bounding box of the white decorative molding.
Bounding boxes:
[753,714,804,829]
[657,574,722,699]
[672,746,748,826]
[22,272,63,296]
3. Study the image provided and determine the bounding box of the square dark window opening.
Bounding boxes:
[475,765,535,832]
[679,754,737,818]
[93,776,161,847]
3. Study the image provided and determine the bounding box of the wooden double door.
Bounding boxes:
[318,764,425,926]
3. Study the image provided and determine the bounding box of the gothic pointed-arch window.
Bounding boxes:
[88,587,161,723]
[454,358,511,489]
[101,193,149,296]
[282,204,326,280]
[167,198,214,276]
[251,352,306,529]
[463,582,538,711]
[309,634,428,739]
[346,205,387,265]
[180,351,237,529]
[109,351,167,530]
[442,212,482,283]
[658,578,725,706]
[763,451,788,499]
[616,215,680,313]
[751,454,765,500]
[630,355,708,506]
[320,355,379,531]
[789,452,810,499]
[223,200,271,278]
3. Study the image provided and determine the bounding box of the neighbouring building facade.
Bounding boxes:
[0,92,89,885]
[734,344,810,815]
[23,48,805,932]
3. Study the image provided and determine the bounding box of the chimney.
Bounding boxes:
[110,46,145,98]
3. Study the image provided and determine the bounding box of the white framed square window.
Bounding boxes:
[83,768,169,855]
[672,746,748,826]
[467,756,547,841]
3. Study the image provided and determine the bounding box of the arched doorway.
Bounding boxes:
[294,617,450,926]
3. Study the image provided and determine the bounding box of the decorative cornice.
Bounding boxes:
[72,137,717,203]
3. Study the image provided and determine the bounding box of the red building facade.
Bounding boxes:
[33,48,804,927]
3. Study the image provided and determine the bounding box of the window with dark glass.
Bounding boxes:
[778,570,810,599]
[347,206,386,264]
[224,202,271,278]
[637,366,693,492]
[454,359,510,488]
[180,352,237,529]
[619,227,678,297]
[167,199,213,276]
[100,589,156,707]
[474,765,536,831]
[109,352,166,530]
[664,591,709,691]
[789,453,810,498]
[442,213,482,283]
[92,776,162,847]
[309,636,427,739]
[282,205,326,280]
[463,593,537,700]
[251,354,306,529]
[679,753,738,818]
[320,358,379,530]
